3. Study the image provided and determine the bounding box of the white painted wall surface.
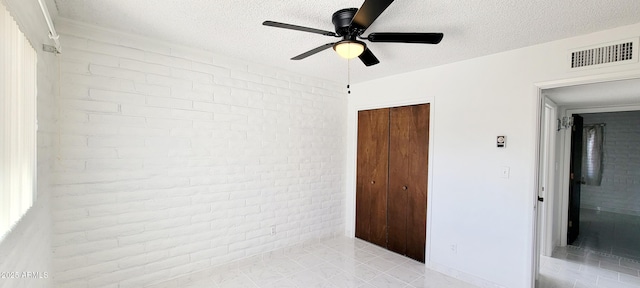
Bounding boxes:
[348,23,640,288]
[0,0,57,287]
[51,19,346,287]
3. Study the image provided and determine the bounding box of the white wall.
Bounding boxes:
[0,0,57,288]
[348,23,640,287]
[581,111,640,215]
[51,19,346,288]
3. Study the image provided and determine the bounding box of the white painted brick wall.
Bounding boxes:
[52,20,346,287]
[581,111,640,216]
[0,1,57,288]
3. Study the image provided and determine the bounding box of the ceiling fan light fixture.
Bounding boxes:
[333,40,365,59]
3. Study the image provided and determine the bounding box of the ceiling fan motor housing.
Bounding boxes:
[332,8,358,37]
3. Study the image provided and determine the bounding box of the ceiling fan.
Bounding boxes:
[263,0,444,67]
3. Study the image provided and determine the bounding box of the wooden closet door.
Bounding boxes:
[388,104,429,262]
[355,108,389,247]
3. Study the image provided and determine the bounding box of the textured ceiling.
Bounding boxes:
[52,0,640,84]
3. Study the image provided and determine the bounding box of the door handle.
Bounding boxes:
[538,197,544,202]
[402,186,408,191]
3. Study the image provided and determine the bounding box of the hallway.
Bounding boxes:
[538,208,640,287]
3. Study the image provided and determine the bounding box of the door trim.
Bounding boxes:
[347,97,435,266]
[532,70,640,288]
[541,99,557,257]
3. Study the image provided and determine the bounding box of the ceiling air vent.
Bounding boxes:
[569,38,638,70]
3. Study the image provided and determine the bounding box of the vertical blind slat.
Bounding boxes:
[0,7,7,233]
[0,2,37,239]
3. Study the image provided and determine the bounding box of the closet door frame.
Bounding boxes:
[348,99,435,265]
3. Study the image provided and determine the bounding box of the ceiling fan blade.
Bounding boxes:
[366,32,444,44]
[291,43,336,60]
[263,21,337,36]
[351,0,394,32]
[358,48,380,66]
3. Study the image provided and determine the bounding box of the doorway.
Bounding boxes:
[566,110,640,261]
[534,77,640,287]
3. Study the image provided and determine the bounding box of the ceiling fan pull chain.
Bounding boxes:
[347,58,351,94]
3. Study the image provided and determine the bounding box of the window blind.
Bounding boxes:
[0,2,38,239]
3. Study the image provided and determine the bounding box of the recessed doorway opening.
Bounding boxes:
[535,77,640,287]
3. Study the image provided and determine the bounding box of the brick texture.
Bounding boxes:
[51,21,346,287]
[581,111,640,216]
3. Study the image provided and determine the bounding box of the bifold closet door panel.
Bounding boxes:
[355,108,389,247]
[406,104,429,263]
[388,104,429,263]
[387,106,410,256]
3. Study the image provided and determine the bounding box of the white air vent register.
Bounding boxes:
[569,38,638,70]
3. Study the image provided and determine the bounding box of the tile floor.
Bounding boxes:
[151,237,479,288]
[538,246,640,288]
[570,209,640,262]
[538,208,640,288]
[151,208,640,288]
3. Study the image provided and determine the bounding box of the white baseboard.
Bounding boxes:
[428,262,506,288]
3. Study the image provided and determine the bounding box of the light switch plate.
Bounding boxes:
[500,166,510,178]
